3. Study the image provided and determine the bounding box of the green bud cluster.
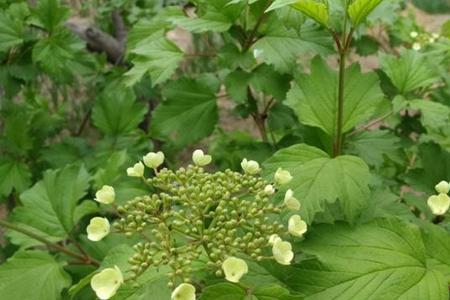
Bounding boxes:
[114,164,286,286]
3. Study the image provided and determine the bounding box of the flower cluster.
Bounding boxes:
[86,150,307,300]
[409,31,440,51]
[427,180,450,216]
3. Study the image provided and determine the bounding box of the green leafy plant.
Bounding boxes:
[0,0,449,299]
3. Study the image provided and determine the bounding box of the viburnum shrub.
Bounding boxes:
[87,150,306,299]
[0,0,449,299]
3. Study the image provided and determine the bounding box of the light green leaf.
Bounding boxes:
[348,0,383,25]
[125,38,183,86]
[200,283,302,300]
[151,77,219,146]
[92,86,146,136]
[282,218,449,300]
[9,165,90,246]
[266,0,299,12]
[286,57,385,136]
[291,0,329,27]
[379,49,440,94]
[421,223,450,281]
[0,251,71,300]
[409,100,450,130]
[0,159,31,197]
[264,144,370,223]
[345,130,400,167]
[252,20,333,73]
[0,12,23,52]
[170,8,232,33]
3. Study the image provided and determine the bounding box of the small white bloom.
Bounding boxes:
[87,217,110,241]
[434,181,450,194]
[432,33,440,39]
[412,42,421,51]
[171,283,196,300]
[143,151,165,169]
[127,161,145,177]
[284,189,300,210]
[427,193,450,215]
[288,215,308,237]
[268,234,281,246]
[274,168,292,185]
[264,184,275,195]
[241,158,261,175]
[253,48,264,59]
[428,37,436,43]
[91,266,123,300]
[192,149,212,167]
[409,31,418,38]
[272,240,294,265]
[222,257,248,283]
[95,185,115,204]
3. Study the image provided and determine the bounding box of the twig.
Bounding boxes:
[347,111,393,137]
[0,219,100,267]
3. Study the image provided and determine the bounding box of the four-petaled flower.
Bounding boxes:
[192,149,212,167]
[143,151,165,169]
[222,257,248,283]
[91,266,123,300]
[87,217,110,241]
[171,283,196,300]
[95,185,115,204]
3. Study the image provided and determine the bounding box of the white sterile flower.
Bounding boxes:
[274,168,292,185]
[95,185,115,204]
[432,33,440,39]
[435,180,450,194]
[268,234,281,246]
[272,240,294,265]
[171,283,196,300]
[288,215,307,237]
[241,158,261,175]
[427,193,450,215]
[409,31,418,38]
[192,149,212,167]
[87,217,110,241]
[91,266,123,300]
[412,42,421,51]
[222,257,248,283]
[284,189,300,210]
[127,161,144,177]
[264,184,275,195]
[143,151,165,169]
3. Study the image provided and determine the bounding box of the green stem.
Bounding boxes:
[0,219,100,267]
[334,50,347,156]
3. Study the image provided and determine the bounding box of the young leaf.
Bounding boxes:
[348,0,383,25]
[151,77,219,146]
[291,0,329,27]
[200,282,302,300]
[282,218,449,300]
[9,165,90,246]
[92,86,146,136]
[264,144,370,223]
[379,49,439,94]
[0,251,71,300]
[125,38,183,86]
[286,57,385,136]
[32,0,70,33]
[409,100,450,131]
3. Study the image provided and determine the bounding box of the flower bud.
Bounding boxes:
[143,151,165,169]
[91,266,123,300]
[427,193,450,216]
[127,162,145,177]
[241,159,261,175]
[264,184,275,195]
[284,189,300,210]
[87,217,110,241]
[409,31,418,38]
[222,257,248,283]
[171,283,196,300]
[288,215,307,237]
[274,168,292,185]
[268,234,281,246]
[95,185,115,204]
[434,181,450,194]
[272,240,294,265]
[192,149,212,167]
